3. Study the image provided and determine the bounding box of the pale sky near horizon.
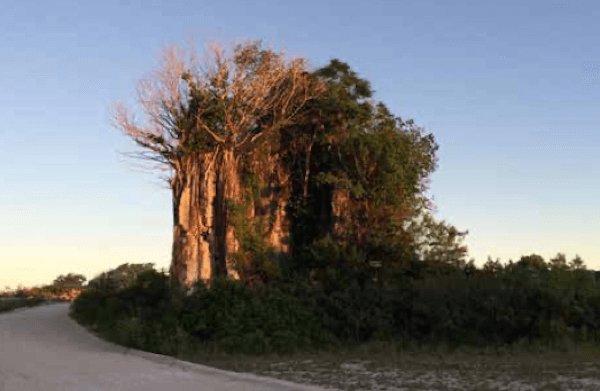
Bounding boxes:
[1,0,600,288]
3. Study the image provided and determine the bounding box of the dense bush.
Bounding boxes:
[74,266,330,354]
[72,269,180,354]
[73,254,600,356]
[179,280,329,353]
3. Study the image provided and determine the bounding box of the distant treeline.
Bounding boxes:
[2,273,86,302]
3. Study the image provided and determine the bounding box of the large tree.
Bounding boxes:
[116,42,322,287]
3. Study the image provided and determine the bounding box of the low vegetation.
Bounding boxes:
[1,273,87,308]
[73,254,600,356]
[0,297,46,314]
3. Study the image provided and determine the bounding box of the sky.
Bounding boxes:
[1,0,600,288]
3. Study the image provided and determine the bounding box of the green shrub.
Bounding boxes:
[72,267,180,354]
[180,279,331,353]
[72,257,600,357]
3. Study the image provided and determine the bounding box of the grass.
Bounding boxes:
[0,297,46,314]
[175,345,600,390]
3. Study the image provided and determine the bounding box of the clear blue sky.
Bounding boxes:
[1,0,599,288]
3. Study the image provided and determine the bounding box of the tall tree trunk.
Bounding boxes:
[266,197,289,253]
[331,188,351,240]
[214,147,241,279]
[265,167,290,253]
[170,154,217,288]
[248,149,291,255]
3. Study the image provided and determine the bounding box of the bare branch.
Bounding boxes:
[197,118,225,144]
[115,40,324,175]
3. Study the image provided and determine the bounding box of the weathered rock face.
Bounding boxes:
[171,148,245,287]
[248,148,291,255]
[266,197,289,253]
[170,144,346,288]
[170,154,216,287]
[214,147,241,280]
[331,188,351,240]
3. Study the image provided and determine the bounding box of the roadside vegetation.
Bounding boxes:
[72,255,600,356]
[72,258,600,390]
[0,297,46,313]
[1,273,87,313]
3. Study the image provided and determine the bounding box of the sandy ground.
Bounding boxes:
[0,304,323,391]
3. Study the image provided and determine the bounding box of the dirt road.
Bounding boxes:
[0,304,322,391]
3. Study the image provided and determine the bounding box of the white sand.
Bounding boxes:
[0,304,323,391]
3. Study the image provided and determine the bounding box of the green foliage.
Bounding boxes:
[73,266,327,354]
[228,201,281,285]
[409,213,469,266]
[284,59,452,271]
[73,253,600,356]
[87,263,155,293]
[180,280,329,354]
[72,267,180,354]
